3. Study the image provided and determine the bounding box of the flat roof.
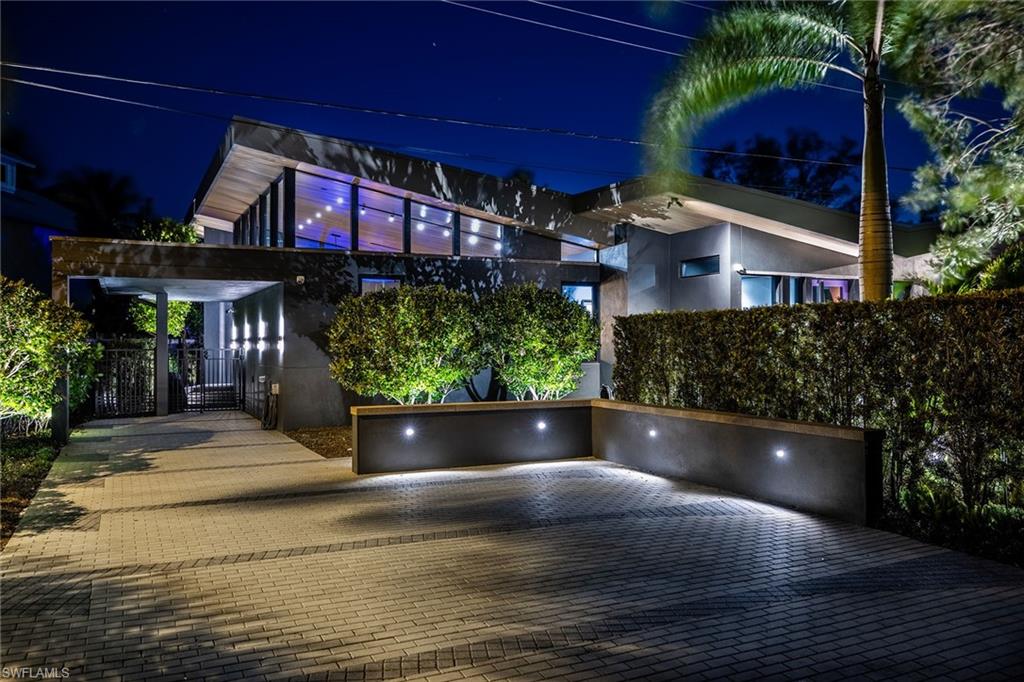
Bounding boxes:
[188,118,935,256]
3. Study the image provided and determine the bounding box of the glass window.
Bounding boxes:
[562,284,596,317]
[461,214,504,257]
[741,275,775,308]
[809,278,851,303]
[295,171,352,250]
[358,187,404,252]
[411,201,454,255]
[680,255,720,278]
[561,241,598,263]
[360,276,402,294]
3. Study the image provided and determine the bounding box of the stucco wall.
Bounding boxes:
[669,223,733,311]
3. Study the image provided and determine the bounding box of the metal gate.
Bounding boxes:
[170,348,243,413]
[94,347,242,417]
[94,348,156,417]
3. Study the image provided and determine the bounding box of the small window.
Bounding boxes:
[679,255,720,278]
[360,276,402,295]
[561,241,597,263]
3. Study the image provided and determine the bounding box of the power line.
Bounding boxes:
[527,1,699,40]
[2,62,920,171]
[2,73,921,183]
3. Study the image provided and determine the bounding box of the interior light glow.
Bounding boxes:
[775,449,786,458]
[416,222,425,231]
[648,429,658,438]
[536,420,547,431]
[468,235,479,245]
[404,427,416,437]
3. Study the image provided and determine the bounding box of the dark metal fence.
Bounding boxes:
[94,349,156,417]
[94,347,242,417]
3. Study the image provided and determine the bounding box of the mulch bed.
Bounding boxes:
[285,426,353,459]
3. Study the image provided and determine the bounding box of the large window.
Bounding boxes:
[411,201,454,255]
[680,255,720,278]
[358,187,404,252]
[461,215,504,257]
[809,278,851,303]
[295,171,352,250]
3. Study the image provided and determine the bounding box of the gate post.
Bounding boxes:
[51,274,71,444]
[155,292,169,416]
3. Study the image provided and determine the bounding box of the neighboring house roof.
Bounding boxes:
[1,185,77,232]
[187,117,936,256]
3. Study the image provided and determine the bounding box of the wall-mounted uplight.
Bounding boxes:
[256,340,266,351]
[230,341,239,350]
[536,420,547,431]
[404,427,416,438]
[775,449,786,459]
[242,341,251,351]
[732,263,745,274]
[276,338,285,352]
[648,429,658,438]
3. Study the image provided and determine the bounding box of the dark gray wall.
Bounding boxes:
[626,226,671,314]
[592,403,880,524]
[669,222,732,311]
[231,284,284,419]
[352,404,593,474]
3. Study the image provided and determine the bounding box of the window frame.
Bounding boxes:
[679,254,721,279]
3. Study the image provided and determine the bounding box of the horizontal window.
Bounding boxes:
[461,215,504,257]
[411,201,455,255]
[295,171,351,250]
[358,188,404,252]
[561,241,598,263]
[680,255,720,278]
[360,276,402,295]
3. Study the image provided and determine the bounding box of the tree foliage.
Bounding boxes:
[126,219,202,337]
[701,129,861,211]
[0,277,100,426]
[477,285,599,401]
[887,1,1024,292]
[327,285,481,404]
[130,217,200,244]
[129,300,192,338]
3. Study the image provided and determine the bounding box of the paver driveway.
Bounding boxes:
[1,411,1022,681]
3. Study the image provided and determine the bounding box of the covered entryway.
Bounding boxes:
[50,237,282,440]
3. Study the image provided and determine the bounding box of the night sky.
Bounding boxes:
[0,1,995,220]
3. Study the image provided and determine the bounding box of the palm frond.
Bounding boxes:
[646,1,858,180]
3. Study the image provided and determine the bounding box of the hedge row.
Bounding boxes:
[613,290,1024,512]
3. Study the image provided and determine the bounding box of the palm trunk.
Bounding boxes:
[858,64,894,301]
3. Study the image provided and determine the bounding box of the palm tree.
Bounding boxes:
[648,0,910,301]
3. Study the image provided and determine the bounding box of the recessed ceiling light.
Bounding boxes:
[493,242,501,251]
[305,218,312,224]
[388,215,395,223]
[315,212,322,218]
[325,205,332,212]
[468,235,479,245]
[336,197,344,204]
[416,222,424,231]
[443,229,451,237]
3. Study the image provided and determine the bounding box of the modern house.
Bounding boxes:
[50,117,935,436]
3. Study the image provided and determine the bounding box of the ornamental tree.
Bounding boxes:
[327,285,481,404]
[0,276,100,425]
[477,284,599,401]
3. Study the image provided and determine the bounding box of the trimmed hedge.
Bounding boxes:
[613,290,1024,517]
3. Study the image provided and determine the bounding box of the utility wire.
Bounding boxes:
[2,62,919,171]
[0,74,913,180]
[527,1,699,40]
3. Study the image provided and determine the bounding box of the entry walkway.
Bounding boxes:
[2,412,1021,680]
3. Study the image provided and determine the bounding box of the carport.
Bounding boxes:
[50,236,281,442]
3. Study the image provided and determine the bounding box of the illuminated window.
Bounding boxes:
[411,201,454,255]
[360,276,402,295]
[561,241,597,262]
[680,255,720,278]
[295,171,352,250]
[562,283,596,317]
[460,215,504,257]
[358,188,404,252]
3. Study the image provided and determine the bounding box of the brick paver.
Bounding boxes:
[2,411,1021,680]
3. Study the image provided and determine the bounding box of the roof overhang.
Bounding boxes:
[98,277,277,302]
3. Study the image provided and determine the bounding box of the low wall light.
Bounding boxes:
[404,427,416,438]
[256,340,266,351]
[242,341,251,351]
[775,449,786,458]
[648,429,658,438]
[276,338,285,351]
[536,420,547,431]
[229,341,238,350]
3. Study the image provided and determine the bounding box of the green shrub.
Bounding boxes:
[478,284,599,400]
[128,299,193,338]
[0,277,100,430]
[327,285,481,404]
[613,290,1024,516]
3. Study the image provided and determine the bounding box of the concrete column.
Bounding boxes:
[50,274,71,444]
[155,292,169,416]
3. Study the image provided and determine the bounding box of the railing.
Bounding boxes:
[94,349,156,417]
